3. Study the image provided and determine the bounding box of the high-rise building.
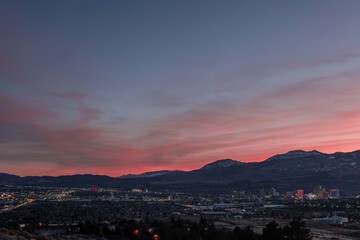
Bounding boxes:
[269,187,276,196]
[314,186,326,198]
[322,192,329,199]
[295,190,304,199]
[330,189,340,199]
[258,189,265,197]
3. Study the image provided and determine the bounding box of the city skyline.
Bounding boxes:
[1,0,360,176]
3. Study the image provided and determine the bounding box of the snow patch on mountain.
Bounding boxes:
[118,170,183,179]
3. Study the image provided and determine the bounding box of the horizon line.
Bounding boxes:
[2,148,359,178]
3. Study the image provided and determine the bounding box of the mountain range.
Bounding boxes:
[1,149,360,193]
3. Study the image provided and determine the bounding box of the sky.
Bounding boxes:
[1,0,360,176]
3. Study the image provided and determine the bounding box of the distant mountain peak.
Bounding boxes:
[266,149,325,162]
[201,159,243,170]
[287,149,322,154]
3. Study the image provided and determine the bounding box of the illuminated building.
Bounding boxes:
[307,193,314,199]
[168,194,174,201]
[314,186,326,198]
[313,216,348,224]
[330,189,340,199]
[322,191,329,199]
[295,190,304,199]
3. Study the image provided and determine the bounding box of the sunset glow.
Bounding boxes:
[1,1,360,176]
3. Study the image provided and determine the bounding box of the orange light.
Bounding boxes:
[153,234,160,240]
[133,229,140,236]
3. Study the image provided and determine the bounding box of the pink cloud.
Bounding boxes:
[2,68,360,177]
[0,92,53,124]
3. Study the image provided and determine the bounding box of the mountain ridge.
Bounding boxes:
[2,149,360,193]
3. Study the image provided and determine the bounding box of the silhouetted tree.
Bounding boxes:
[284,217,312,240]
[263,220,284,240]
[243,226,256,240]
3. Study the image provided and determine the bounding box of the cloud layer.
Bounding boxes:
[1,0,360,176]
